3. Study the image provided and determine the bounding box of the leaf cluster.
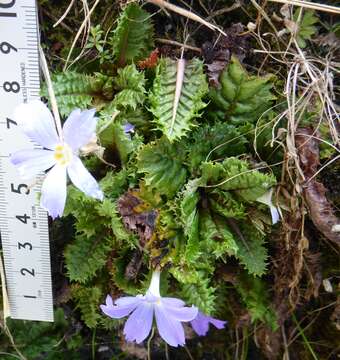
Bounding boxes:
[50,3,280,332]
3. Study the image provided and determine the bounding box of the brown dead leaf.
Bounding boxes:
[202,23,250,87]
[117,192,158,247]
[295,128,340,247]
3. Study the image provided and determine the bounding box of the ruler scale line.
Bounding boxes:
[0,0,53,322]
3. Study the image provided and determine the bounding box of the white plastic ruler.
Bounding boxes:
[0,0,53,321]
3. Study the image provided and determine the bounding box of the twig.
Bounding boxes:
[147,0,227,36]
[268,0,340,15]
[155,38,201,53]
[206,1,242,20]
[39,46,63,141]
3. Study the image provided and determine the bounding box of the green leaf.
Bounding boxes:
[112,64,146,110]
[181,275,217,315]
[293,10,318,48]
[137,137,187,198]
[233,223,268,276]
[187,122,247,173]
[2,309,79,359]
[150,58,208,142]
[209,56,275,125]
[235,272,278,330]
[180,179,201,263]
[71,285,103,328]
[209,189,246,219]
[111,3,154,67]
[99,121,143,165]
[43,72,113,117]
[199,211,239,258]
[65,233,112,283]
[201,157,276,202]
[63,171,133,282]
[99,169,130,199]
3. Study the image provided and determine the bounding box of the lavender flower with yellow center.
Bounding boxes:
[100,271,198,347]
[10,100,103,218]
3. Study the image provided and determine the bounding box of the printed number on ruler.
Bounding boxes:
[0,0,53,321]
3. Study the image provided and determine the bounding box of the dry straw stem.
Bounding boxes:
[63,0,100,70]
[39,46,63,141]
[155,38,201,53]
[0,253,10,321]
[268,0,340,15]
[53,0,76,28]
[147,0,227,36]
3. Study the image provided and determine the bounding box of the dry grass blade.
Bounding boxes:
[268,0,340,15]
[53,0,76,28]
[0,253,10,321]
[147,0,227,36]
[170,59,186,137]
[63,0,100,70]
[39,46,63,140]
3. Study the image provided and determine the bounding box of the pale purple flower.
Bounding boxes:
[100,271,198,347]
[10,100,103,218]
[256,188,280,225]
[190,311,227,336]
[123,122,135,134]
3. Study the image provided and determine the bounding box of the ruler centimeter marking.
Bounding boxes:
[0,0,53,322]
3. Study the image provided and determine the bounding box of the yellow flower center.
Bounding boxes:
[54,144,73,166]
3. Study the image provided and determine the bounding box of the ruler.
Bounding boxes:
[0,0,53,321]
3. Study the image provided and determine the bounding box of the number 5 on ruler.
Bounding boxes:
[0,0,53,322]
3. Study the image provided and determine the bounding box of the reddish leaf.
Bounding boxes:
[138,48,159,69]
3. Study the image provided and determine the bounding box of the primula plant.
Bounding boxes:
[12,1,280,350]
[3,1,339,359]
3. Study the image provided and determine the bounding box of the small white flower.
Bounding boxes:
[256,188,280,225]
[11,100,103,218]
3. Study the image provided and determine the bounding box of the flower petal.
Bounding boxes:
[191,313,209,336]
[115,295,144,307]
[105,295,114,307]
[162,297,185,307]
[161,303,198,322]
[270,205,280,225]
[154,304,186,347]
[13,100,59,150]
[101,296,141,319]
[123,303,153,343]
[191,312,227,336]
[10,149,56,179]
[67,156,103,200]
[210,317,227,330]
[63,108,97,151]
[40,165,67,219]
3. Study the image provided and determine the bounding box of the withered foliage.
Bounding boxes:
[272,214,305,324]
[295,128,340,247]
[117,192,158,247]
[202,23,250,87]
[117,192,159,280]
[330,284,340,331]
